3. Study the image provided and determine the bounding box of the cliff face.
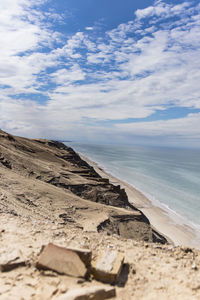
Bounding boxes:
[0,129,166,244]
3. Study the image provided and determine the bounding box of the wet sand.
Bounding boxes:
[81,154,200,249]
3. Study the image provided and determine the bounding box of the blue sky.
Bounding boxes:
[0,0,200,147]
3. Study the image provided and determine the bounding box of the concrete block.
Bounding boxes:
[92,250,124,284]
[36,243,87,278]
[67,247,92,268]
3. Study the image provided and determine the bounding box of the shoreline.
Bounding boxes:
[80,153,200,249]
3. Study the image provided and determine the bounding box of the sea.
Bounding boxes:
[65,142,200,230]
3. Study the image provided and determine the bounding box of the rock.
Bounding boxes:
[54,285,116,300]
[0,250,26,272]
[36,243,87,278]
[92,250,124,284]
[67,247,92,268]
[192,261,198,270]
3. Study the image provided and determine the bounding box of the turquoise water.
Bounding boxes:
[66,143,200,228]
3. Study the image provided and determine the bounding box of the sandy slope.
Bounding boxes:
[0,129,200,299]
[1,210,200,300]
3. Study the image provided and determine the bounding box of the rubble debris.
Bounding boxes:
[92,250,124,284]
[36,243,87,278]
[67,247,92,268]
[0,250,26,272]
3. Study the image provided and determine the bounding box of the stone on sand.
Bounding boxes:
[0,249,26,272]
[92,250,124,284]
[67,246,92,268]
[36,243,87,278]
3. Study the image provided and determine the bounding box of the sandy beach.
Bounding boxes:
[80,154,200,249]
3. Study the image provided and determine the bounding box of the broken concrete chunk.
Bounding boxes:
[54,285,116,300]
[67,247,92,268]
[92,250,124,284]
[36,243,87,278]
[0,260,26,272]
[0,250,26,272]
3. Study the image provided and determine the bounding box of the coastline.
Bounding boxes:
[80,153,200,249]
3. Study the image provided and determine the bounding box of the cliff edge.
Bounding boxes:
[0,129,166,244]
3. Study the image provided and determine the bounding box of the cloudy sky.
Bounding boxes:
[0,0,200,147]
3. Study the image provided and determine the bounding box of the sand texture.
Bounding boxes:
[0,129,200,299]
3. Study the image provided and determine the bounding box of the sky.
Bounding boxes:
[0,0,200,147]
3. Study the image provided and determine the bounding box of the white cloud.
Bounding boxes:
[115,113,200,139]
[135,1,191,20]
[50,65,86,85]
[85,27,94,31]
[135,6,155,19]
[0,0,200,147]
[0,0,59,95]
